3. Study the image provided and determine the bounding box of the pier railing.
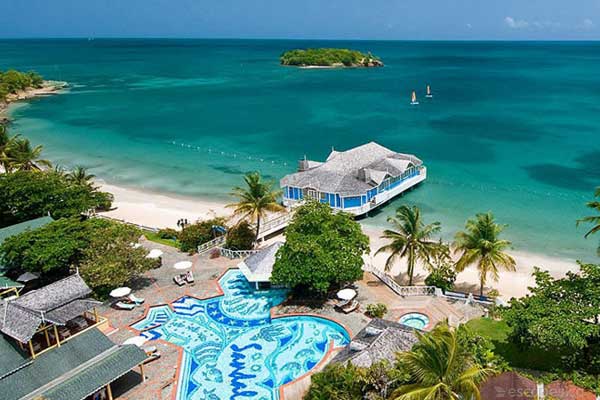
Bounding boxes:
[253,213,293,240]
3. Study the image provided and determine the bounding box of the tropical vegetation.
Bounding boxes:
[224,220,256,250]
[305,324,497,400]
[281,48,382,67]
[578,186,600,255]
[271,201,369,294]
[0,169,113,227]
[0,125,51,172]
[376,205,442,285]
[178,217,228,253]
[227,171,284,243]
[0,69,43,102]
[365,303,388,318]
[453,212,516,296]
[391,324,494,400]
[0,218,154,296]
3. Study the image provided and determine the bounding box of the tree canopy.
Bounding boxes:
[0,170,113,228]
[502,263,600,373]
[280,48,382,67]
[0,218,114,277]
[271,201,369,294]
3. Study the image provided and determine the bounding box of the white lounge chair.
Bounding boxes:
[185,271,194,284]
[173,275,186,286]
[115,301,136,310]
[128,293,145,304]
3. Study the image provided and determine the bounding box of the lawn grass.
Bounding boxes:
[143,230,180,248]
[466,317,563,372]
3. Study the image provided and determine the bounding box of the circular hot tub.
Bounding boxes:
[398,312,430,330]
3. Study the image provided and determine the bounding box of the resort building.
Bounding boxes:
[332,318,418,368]
[0,274,147,400]
[280,142,426,216]
[237,241,284,289]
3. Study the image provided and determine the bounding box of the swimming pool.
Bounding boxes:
[131,269,350,400]
[398,312,430,330]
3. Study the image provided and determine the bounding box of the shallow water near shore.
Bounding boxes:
[1,39,599,261]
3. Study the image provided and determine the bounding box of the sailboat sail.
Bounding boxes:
[411,90,418,104]
[426,85,433,98]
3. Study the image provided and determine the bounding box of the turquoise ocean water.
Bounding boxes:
[1,39,598,260]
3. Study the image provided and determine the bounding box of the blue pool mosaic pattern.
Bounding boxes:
[132,270,350,400]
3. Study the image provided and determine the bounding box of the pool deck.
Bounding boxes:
[99,238,478,399]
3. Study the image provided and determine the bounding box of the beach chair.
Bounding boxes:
[341,300,359,314]
[173,274,186,286]
[334,299,351,311]
[185,271,194,284]
[115,301,136,310]
[128,293,145,304]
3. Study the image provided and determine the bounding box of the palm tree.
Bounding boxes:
[376,205,441,285]
[68,165,96,187]
[453,212,516,296]
[392,324,494,400]
[0,125,17,172]
[577,187,600,256]
[5,137,51,172]
[227,171,285,243]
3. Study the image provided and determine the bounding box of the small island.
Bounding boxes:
[280,48,383,68]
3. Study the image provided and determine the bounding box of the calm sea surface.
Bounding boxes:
[1,39,599,259]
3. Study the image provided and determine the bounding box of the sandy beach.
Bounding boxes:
[97,181,578,300]
[0,80,68,121]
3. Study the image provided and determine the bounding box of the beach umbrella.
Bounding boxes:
[110,287,132,298]
[17,272,39,283]
[173,261,192,270]
[337,288,357,301]
[146,249,163,259]
[123,335,148,347]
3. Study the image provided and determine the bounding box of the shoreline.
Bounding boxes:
[0,80,68,122]
[97,180,577,299]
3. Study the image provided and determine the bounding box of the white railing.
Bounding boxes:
[253,213,293,239]
[197,236,226,254]
[366,265,436,297]
[218,248,259,259]
[94,214,160,232]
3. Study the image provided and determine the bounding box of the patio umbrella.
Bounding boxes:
[173,261,192,270]
[17,272,39,283]
[110,287,132,298]
[146,249,163,259]
[123,335,148,347]
[337,288,357,301]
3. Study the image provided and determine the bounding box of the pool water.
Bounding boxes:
[131,270,350,400]
[398,313,430,330]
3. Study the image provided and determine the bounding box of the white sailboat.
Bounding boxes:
[410,90,419,105]
[426,84,433,98]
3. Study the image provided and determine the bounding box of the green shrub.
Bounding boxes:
[158,228,178,240]
[365,303,388,318]
[424,263,457,292]
[178,217,227,253]
[225,221,255,250]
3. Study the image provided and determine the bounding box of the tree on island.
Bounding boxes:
[376,205,442,285]
[453,212,516,296]
[271,201,369,295]
[0,69,44,102]
[578,187,600,256]
[227,171,284,243]
[391,324,495,400]
[502,263,600,375]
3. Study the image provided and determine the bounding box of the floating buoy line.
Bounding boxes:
[167,140,293,169]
